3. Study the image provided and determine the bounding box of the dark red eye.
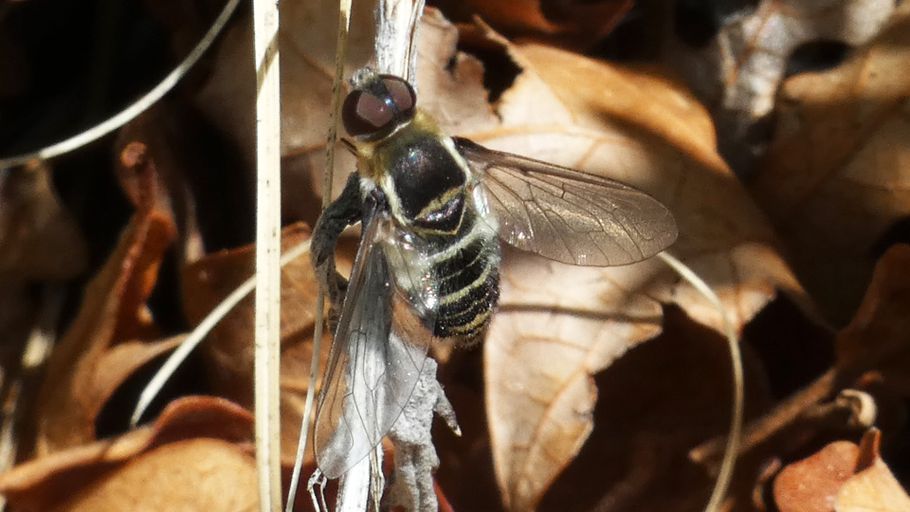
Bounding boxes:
[342,74,417,139]
[379,75,416,116]
[342,90,394,138]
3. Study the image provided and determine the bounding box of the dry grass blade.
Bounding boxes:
[658,253,743,512]
[252,0,283,508]
[130,240,312,427]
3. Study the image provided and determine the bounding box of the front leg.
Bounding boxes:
[311,173,363,323]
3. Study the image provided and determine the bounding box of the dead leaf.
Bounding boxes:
[689,245,910,484]
[442,22,808,512]
[774,429,910,512]
[461,0,566,34]
[668,0,895,170]
[751,2,910,324]
[32,144,178,456]
[835,245,910,379]
[118,104,256,261]
[837,430,910,511]
[773,440,859,512]
[0,160,87,281]
[181,222,329,463]
[61,438,258,512]
[0,396,254,512]
[536,306,773,511]
[449,0,632,41]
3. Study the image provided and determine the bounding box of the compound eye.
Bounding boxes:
[378,75,416,119]
[342,90,395,138]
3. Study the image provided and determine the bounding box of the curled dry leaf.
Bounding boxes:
[774,429,910,512]
[32,144,178,456]
[0,396,254,512]
[181,222,330,463]
[118,109,204,264]
[667,0,895,170]
[751,2,910,325]
[408,16,808,511]
[117,102,257,259]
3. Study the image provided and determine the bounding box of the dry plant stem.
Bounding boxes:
[285,0,353,508]
[327,1,427,510]
[0,0,241,169]
[375,0,425,81]
[658,252,743,512]
[130,240,312,426]
[252,0,282,507]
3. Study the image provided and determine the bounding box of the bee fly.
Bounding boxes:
[310,68,678,479]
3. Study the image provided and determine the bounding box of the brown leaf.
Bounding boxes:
[117,104,256,261]
[439,0,634,50]
[751,2,910,323]
[454,0,570,34]
[773,440,859,512]
[668,0,895,168]
[836,245,910,380]
[32,144,177,456]
[837,430,910,511]
[774,429,910,512]
[0,160,87,281]
[61,439,258,512]
[182,222,329,463]
[533,307,773,512]
[0,396,254,512]
[689,245,910,486]
[456,25,807,512]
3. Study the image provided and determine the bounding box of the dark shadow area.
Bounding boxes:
[95,347,211,436]
[742,295,835,400]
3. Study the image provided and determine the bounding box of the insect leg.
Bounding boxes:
[311,173,363,317]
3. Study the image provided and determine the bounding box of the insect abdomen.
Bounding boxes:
[429,215,500,341]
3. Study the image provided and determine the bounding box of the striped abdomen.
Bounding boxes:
[427,209,500,340]
[377,125,501,341]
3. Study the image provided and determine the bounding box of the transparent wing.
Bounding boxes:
[314,206,437,479]
[456,137,678,267]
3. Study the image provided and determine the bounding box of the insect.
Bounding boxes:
[310,68,678,479]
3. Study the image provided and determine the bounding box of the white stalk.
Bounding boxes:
[252,0,282,507]
[658,252,743,512]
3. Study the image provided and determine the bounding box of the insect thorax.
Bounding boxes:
[364,115,501,342]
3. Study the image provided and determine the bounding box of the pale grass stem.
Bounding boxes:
[252,0,283,506]
[658,252,744,512]
[130,240,312,426]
